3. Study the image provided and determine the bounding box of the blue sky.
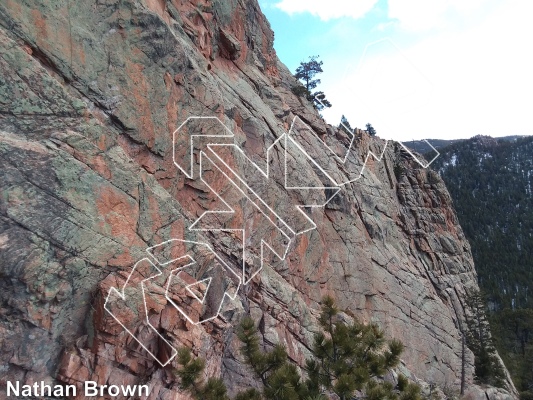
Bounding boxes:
[259,0,533,141]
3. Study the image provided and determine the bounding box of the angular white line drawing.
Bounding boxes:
[105,239,241,366]
[174,117,341,285]
[185,277,212,303]
[398,140,440,168]
[332,37,439,167]
[157,240,241,324]
[104,258,178,366]
[105,37,440,363]
[172,116,235,179]
[293,101,390,185]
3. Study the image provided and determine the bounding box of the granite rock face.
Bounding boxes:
[0,0,516,399]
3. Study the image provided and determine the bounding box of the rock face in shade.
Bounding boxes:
[0,0,517,399]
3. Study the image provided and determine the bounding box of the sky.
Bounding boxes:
[258,0,533,141]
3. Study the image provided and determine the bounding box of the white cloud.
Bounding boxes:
[274,0,378,21]
[387,0,490,31]
[321,39,434,140]
[320,1,533,140]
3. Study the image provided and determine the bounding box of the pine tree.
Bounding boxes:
[238,296,422,400]
[307,296,418,400]
[366,123,377,136]
[503,308,533,357]
[175,297,423,400]
[465,291,506,387]
[293,56,332,110]
[339,115,353,134]
[237,316,309,399]
[175,347,231,400]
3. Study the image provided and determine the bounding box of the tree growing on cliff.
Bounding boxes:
[303,296,419,400]
[366,123,377,136]
[175,347,231,400]
[293,56,332,110]
[176,296,422,400]
[464,290,506,388]
[339,114,353,134]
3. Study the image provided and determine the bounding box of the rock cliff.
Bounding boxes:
[0,0,517,399]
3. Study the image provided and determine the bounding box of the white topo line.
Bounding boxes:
[105,103,440,364]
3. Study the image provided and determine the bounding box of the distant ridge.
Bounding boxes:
[404,135,530,154]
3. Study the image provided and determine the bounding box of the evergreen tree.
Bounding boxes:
[175,347,230,400]
[237,316,308,400]
[313,91,332,110]
[305,296,418,400]
[429,136,533,312]
[505,309,533,357]
[465,291,506,387]
[176,296,423,400]
[491,308,533,397]
[293,56,332,110]
[339,115,353,134]
[366,123,377,136]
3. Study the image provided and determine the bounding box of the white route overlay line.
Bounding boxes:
[291,101,389,186]
[104,240,241,366]
[105,107,439,365]
[158,240,241,325]
[104,257,178,367]
[322,37,439,168]
[398,140,440,168]
[174,114,398,288]
[174,116,341,286]
[206,142,338,234]
[185,277,212,304]
[314,95,440,170]
[172,116,235,179]
[191,149,294,285]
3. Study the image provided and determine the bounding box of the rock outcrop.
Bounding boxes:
[0,0,517,399]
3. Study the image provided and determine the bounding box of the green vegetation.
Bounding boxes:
[339,114,353,134]
[430,135,533,397]
[464,291,506,387]
[490,309,533,398]
[175,347,230,400]
[293,56,332,110]
[176,296,422,400]
[366,123,377,136]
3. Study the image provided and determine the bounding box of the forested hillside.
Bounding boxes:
[405,136,526,154]
[431,135,533,397]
